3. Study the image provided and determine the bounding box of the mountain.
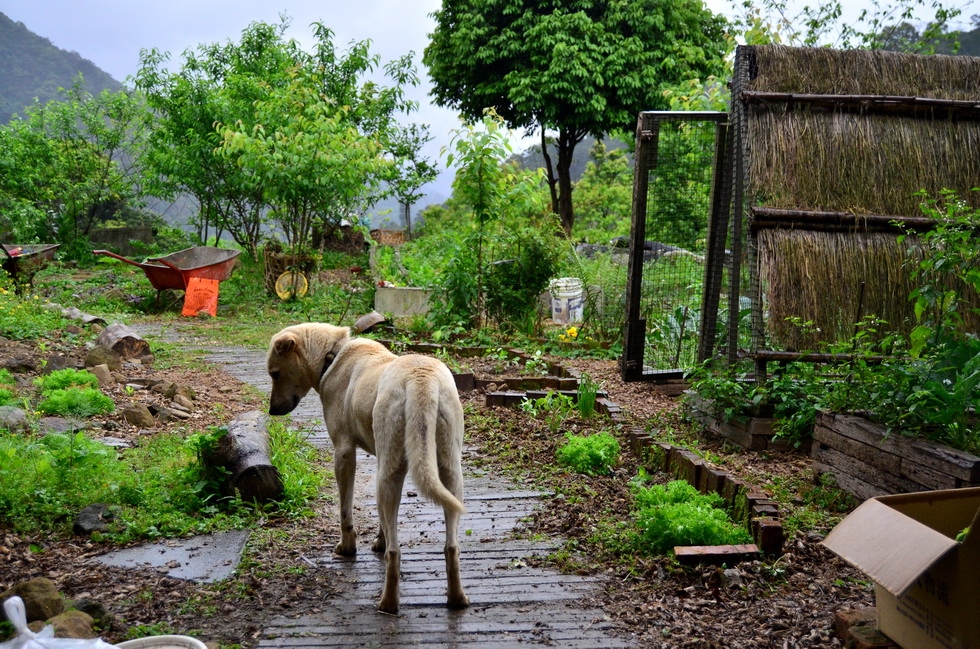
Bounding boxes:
[0,12,122,124]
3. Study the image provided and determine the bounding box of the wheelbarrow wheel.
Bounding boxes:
[275,271,309,300]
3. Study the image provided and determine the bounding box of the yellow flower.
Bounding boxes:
[566,327,578,339]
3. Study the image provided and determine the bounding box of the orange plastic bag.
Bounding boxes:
[181,277,220,317]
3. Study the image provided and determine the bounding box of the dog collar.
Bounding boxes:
[320,351,336,379]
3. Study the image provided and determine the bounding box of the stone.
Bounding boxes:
[3,355,36,373]
[152,381,177,396]
[73,503,117,536]
[37,417,88,435]
[173,394,195,410]
[42,354,75,374]
[0,577,65,623]
[84,346,122,371]
[0,406,29,432]
[89,364,113,388]
[42,610,97,639]
[71,598,114,630]
[122,403,155,428]
[111,372,128,384]
[172,384,196,401]
[845,624,900,649]
[720,567,743,588]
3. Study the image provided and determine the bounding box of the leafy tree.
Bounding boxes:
[0,80,146,257]
[135,19,303,258]
[570,141,633,243]
[425,0,729,236]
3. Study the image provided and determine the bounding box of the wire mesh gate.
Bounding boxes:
[622,111,732,382]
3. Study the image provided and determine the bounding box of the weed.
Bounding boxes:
[576,372,600,418]
[556,430,620,475]
[37,388,114,417]
[34,368,100,392]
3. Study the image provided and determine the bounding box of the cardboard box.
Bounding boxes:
[822,487,980,649]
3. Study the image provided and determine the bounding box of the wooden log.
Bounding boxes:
[96,323,151,359]
[740,90,980,121]
[206,410,284,503]
[674,544,761,566]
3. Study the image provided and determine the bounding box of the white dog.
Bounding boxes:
[267,323,468,613]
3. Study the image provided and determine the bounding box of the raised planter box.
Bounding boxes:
[685,394,797,452]
[812,411,980,501]
[374,286,432,317]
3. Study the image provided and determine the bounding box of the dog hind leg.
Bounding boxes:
[376,455,407,614]
[441,461,469,609]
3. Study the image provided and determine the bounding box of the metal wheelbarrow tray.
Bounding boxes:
[94,246,242,293]
[1,243,61,289]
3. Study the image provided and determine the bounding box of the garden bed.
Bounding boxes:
[812,411,980,501]
[685,394,803,452]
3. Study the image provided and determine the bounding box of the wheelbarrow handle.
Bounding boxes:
[93,250,146,268]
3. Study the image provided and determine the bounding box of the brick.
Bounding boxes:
[669,448,705,487]
[674,543,760,566]
[845,624,900,649]
[643,441,672,473]
[752,517,785,555]
[833,607,877,640]
[704,469,732,497]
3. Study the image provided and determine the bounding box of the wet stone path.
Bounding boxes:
[135,325,635,648]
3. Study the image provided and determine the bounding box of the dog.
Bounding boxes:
[266,323,469,613]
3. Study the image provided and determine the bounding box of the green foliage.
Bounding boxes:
[425,0,729,234]
[485,233,560,327]
[576,373,600,419]
[570,142,633,243]
[631,478,752,556]
[37,387,114,417]
[0,82,147,258]
[556,430,620,476]
[35,368,99,392]
[519,390,576,432]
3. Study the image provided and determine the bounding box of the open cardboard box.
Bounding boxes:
[822,487,980,649]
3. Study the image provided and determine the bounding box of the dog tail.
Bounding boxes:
[405,374,466,516]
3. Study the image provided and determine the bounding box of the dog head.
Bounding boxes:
[267,323,350,416]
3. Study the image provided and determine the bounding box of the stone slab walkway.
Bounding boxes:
[133,325,636,648]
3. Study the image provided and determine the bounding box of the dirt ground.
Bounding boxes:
[0,329,873,648]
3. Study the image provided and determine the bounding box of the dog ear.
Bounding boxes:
[273,334,298,356]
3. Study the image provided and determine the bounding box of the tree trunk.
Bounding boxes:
[205,410,284,504]
[541,126,585,237]
[403,202,413,240]
[96,323,151,359]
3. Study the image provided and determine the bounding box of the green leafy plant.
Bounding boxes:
[556,430,620,475]
[631,478,752,556]
[35,368,100,392]
[576,372,600,419]
[37,388,114,417]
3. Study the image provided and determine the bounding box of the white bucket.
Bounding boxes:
[549,277,584,324]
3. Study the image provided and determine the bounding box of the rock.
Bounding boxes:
[71,598,114,631]
[73,503,117,536]
[720,568,743,588]
[0,578,65,623]
[152,381,177,396]
[3,355,36,373]
[834,607,878,640]
[122,403,155,428]
[0,405,29,432]
[38,417,88,435]
[42,609,97,638]
[110,372,128,384]
[89,364,113,387]
[85,346,122,371]
[173,394,195,410]
[175,384,196,401]
[102,287,126,302]
[93,436,131,449]
[43,354,75,374]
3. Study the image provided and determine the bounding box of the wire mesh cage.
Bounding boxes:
[622,112,732,382]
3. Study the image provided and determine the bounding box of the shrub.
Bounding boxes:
[632,478,752,555]
[38,387,114,417]
[35,368,100,392]
[556,430,620,475]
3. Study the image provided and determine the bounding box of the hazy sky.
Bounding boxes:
[0,0,965,204]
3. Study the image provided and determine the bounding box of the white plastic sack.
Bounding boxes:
[0,597,118,649]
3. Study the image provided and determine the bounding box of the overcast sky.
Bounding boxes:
[0,0,967,207]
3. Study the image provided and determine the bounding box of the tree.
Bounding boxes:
[0,80,146,257]
[571,141,633,243]
[425,0,729,235]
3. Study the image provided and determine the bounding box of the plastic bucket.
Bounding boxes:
[549,277,584,324]
[116,636,208,649]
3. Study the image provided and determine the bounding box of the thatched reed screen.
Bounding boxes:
[622,111,731,382]
[728,45,980,376]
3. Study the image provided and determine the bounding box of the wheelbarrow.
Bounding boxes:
[94,246,242,305]
[1,243,60,293]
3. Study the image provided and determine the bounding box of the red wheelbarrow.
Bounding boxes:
[1,243,60,292]
[94,246,242,305]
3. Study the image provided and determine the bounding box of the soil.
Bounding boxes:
[0,329,872,648]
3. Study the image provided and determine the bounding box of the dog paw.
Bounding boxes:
[447,593,470,609]
[334,541,357,557]
[377,598,399,615]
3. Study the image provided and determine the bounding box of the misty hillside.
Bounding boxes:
[0,12,123,124]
